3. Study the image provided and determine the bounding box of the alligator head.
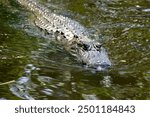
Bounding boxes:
[68,40,111,71]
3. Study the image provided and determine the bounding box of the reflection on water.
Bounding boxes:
[0,0,150,100]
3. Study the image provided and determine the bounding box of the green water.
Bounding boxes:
[0,0,149,100]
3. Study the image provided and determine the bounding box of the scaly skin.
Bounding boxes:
[17,0,111,71]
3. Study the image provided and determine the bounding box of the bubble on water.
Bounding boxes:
[17,77,30,84]
[25,70,31,74]
[142,9,150,12]
[82,94,98,100]
[41,88,53,96]
[25,64,34,70]
[136,5,140,8]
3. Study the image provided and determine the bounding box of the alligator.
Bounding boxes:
[17,0,111,71]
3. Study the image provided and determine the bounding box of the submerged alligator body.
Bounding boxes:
[17,0,111,71]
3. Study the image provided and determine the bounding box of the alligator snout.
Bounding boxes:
[76,42,111,71]
[95,62,111,71]
[95,48,111,71]
[100,62,111,68]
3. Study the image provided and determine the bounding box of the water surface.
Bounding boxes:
[0,0,149,100]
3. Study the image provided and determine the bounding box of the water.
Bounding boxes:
[0,0,149,100]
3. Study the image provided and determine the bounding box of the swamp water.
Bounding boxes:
[0,0,149,99]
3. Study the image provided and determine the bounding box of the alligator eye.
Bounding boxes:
[83,44,90,51]
[77,43,90,51]
[77,43,83,47]
[96,44,102,49]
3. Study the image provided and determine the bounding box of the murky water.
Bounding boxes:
[0,0,149,100]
